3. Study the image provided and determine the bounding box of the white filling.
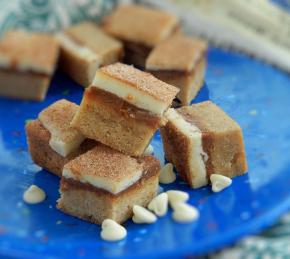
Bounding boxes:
[165,108,208,188]
[92,72,168,115]
[39,108,86,158]
[63,168,143,195]
[0,55,53,75]
[49,135,85,157]
[56,32,101,64]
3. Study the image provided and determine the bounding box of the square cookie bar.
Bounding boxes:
[71,63,179,156]
[26,99,95,176]
[160,101,247,188]
[57,144,160,224]
[0,30,59,101]
[146,35,207,106]
[102,4,179,67]
[57,22,123,87]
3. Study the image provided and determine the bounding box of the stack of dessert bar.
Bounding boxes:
[24,3,248,228]
[102,5,208,106]
[26,62,179,224]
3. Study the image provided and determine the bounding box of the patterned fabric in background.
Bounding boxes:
[1,0,290,258]
[212,213,290,258]
[0,0,117,35]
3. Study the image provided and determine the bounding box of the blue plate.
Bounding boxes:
[1,47,290,258]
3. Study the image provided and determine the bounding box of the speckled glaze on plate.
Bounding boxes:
[1,48,290,258]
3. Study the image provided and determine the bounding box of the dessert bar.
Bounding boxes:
[146,35,207,105]
[57,144,160,224]
[102,4,179,67]
[57,22,123,87]
[160,101,247,188]
[71,63,179,156]
[26,99,95,176]
[0,30,59,101]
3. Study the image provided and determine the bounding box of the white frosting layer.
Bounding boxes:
[63,168,143,195]
[165,108,208,188]
[92,72,167,115]
[49,135,85,157]
[0,55,54,75]
[56,33,100,64]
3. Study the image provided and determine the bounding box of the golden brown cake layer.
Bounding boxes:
[160,120,192,184]
[71,87,162,156]
[26,120,96,177]
[0,69,50,101]
[177,102,247,176]
[102,4,179,47]
[58,45,97,87]
[57,173,158,224]
[57,155,160,224]
[161,101,248,188]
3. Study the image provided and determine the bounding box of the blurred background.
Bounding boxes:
[1,0,290,73]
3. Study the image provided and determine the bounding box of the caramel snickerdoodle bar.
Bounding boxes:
[160,101,247,188]
[57,144,160,224]
[146,35,207,106]
[57,22,123,87]
[0,30,59,101]
[26,99,95,177]
[71,63,179,156]
[102,4,179,67]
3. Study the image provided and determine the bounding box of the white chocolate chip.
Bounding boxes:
[23,185,46,204]
[167,190,189,209]
[143,144,154,155]
[159,163,176,184]
[210,174,232,193]
[148,193,168,217]
[132,205,157,224]
[101,219,127,242]
[172,203,199,223]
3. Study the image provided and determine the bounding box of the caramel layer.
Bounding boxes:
[86,87,162,127]
[147,56,205,76]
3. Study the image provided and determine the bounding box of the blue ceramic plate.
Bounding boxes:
[1,48,290,258]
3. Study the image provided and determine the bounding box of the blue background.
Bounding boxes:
[0,47,290,258]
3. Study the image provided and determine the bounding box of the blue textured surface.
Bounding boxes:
[1,48,290,258]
